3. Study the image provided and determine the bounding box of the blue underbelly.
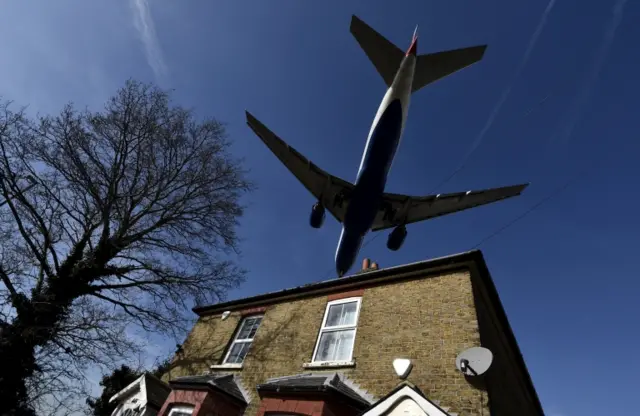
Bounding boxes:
[345,99,403,234]
[358,98,403,184]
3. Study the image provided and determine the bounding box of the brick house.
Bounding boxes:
[152,250,543,416]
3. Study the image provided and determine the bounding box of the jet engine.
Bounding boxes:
[309,202,326,229]
[386,225,407,251]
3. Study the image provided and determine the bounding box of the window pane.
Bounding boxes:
[168,409,193,416]
[325,301,357,327]
[237,316,262,340]
[226,341,252,364]
[314,329,355,362]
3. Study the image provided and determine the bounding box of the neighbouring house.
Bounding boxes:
[108,373,171,416]
[125,250,544,415]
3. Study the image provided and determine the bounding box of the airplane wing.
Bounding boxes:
[246,111,354,223]
[371,183,529,231]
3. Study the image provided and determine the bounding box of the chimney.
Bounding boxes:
[362,258,370,271]
[360,258,379,272]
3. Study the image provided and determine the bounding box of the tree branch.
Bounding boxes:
[0,266,18,299]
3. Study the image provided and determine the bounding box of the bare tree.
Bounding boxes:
[0,80,252,414]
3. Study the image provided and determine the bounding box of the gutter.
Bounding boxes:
[256,384,370,409]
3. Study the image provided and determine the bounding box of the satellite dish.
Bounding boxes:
[455,347,493,377]
[393,358,413,379]
[221,311,230,320]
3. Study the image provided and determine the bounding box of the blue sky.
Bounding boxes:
[1,0,639,414]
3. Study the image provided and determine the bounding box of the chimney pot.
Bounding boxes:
[371,262,378,270]
[362,258,370,271]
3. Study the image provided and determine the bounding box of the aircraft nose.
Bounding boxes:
[335,227,364,278]
[335,238,358,277]
[335,259,350,278]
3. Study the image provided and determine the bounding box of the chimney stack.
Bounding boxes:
[362,258,370,271]
[361,258,379,272]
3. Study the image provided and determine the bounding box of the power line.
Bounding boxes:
[427,95,552,195]
[428,0,557,194]
[471,0,631,250]
[470,158,603,250]
[362,231,382,251]
[313,155,596,279]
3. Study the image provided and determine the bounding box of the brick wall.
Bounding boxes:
[350,272,488,415]
[256,395,326,416]
[158,389,246,416]
[163,312,244,379]
[157,390,207,416]
[163,269,492,415]
[472,277,540,416]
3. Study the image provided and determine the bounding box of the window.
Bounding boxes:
[312,297,361,363]
[223,315,263,364]
[168,406,194,416]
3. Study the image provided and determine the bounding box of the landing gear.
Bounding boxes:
[309,202,326,228]
[381,201,396,222]
[387,225,407,251]
[333,191,347,209]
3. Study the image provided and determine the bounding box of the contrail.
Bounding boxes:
[552,0,628,148]
[522,93,550,118]
[130,0,168,82]
[472,0,630,251]
[431,0,557,192]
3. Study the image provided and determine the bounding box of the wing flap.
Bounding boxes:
[246,111,353,223]
[372,183,529,231]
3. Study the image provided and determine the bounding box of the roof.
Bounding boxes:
[193,250,482,316]
[108,373,170,409]
[169,373,246,403]
[193,249,544,416]
[256,373,371,409]
[360,381,452,416]
[144,374,172,409]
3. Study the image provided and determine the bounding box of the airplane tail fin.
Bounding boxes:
[350,15,487,92]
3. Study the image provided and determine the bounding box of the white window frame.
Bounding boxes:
[311,297,362,364]
[168,405,194,416]
[222,314,263,364]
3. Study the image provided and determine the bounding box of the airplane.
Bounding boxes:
[246,15,529,277]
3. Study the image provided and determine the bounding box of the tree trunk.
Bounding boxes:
[0,324,38,415]
[0,283,77,414]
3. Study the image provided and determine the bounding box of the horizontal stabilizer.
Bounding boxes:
[412,45,487,92]
[350,15,404,87]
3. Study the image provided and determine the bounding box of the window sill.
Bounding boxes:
[210,363,243,370]
[302,361,356,369]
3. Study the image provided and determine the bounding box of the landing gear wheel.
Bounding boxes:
[387,225,407,251]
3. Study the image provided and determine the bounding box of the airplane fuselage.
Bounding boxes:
[246,16,511,278]
[335,54,416,276]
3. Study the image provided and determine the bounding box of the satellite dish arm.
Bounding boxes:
[460,359,478,376]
